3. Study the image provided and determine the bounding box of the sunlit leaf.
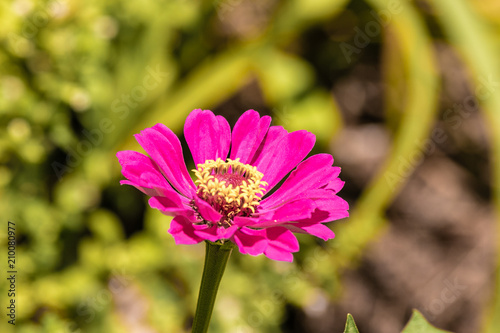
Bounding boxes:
[402,310,451,333]
[344,314,360,333]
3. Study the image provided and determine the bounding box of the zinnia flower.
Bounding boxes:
[117,109,348,261]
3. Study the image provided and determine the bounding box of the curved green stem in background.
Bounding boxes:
[192,241,234,333]
[426,1,500,332]
[331,0,439,268]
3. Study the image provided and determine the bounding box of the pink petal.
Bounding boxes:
[266,227,299,252]
[230,110,272,164]
[263,189,349,225]
[217,225,239,239]
[134,124,195,196]
[184,109,230,166]
[268,198,316,221]
[119,179,141,189]
[168,216,204,244]
[117,151,173,197]
[251,199,317,228]
[292,210,331,225]
[261,154,341,208]
[193,196,223,223]
[148,196,194,218]
[192,224,239,242]
[313,194,350,221]
[252,129,316,191]
[231,228,268,256]
[263,228,299,262]
[119,180,162,198]
[249,126,288,165]
[263,246,294,262]
[232,216,258,228]
[192,224,221,242]
[324,178,345,193]
[286,223,335,241]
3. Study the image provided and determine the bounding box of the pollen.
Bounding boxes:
[193,158,268,227]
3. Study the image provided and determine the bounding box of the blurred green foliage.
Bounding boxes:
[0,0,499,332]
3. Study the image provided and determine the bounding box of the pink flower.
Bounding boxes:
[117,109,348,261]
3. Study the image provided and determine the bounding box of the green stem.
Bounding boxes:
[192,241,234,333]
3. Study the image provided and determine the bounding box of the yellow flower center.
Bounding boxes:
[193,158,267,226]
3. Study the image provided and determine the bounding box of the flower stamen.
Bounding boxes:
[193,158,267,227]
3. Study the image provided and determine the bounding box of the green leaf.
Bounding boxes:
[402,310,451,333]
[344,314,360,333]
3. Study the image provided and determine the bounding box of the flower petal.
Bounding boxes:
[117,151,173,197]
[249,125,288,165]
[251,199,317,228]
[184,109,230,166]
[266,227,299,252]
[262,189,349,224]
[313,193,350,222]
[116,150,172,191]
[134,124,195,195]
[149,196,194,218]
[252,129,316,191]
[230,110,272,164]
[324,178,345,193]
[232,216,260,228]
[232,227,268,256]
[193,196,223,223]
[285,223,335,241]
[261,154,341,208]
[263,228,299,262]
[192,224,221,242]
[168,216,204,244]
[217,224,239,239]
[270,198,316,221]
[263,246,294,262]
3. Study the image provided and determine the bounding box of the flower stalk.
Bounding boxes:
[192,241,234,333]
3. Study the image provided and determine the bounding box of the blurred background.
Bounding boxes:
[1,0,500,332]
